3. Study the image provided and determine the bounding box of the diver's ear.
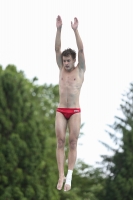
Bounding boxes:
[74,59,76,63]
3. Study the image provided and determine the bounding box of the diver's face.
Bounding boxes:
[62,55,76,71]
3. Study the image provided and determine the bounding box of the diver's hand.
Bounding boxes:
[56,15,62,29]
[71,17,78,31]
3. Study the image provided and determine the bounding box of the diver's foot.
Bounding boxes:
[57,176,66,190]
[64,184,71,192]
[64,169,73,192]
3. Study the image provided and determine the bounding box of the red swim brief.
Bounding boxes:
[56,108,81,120]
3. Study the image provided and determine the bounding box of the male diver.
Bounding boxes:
[55,15,86,191]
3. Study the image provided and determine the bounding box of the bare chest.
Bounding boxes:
[59,68,82,87]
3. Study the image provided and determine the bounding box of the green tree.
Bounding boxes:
[99,82,133,200]
[0,65,60,200]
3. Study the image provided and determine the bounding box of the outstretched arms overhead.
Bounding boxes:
[55,16,85,71]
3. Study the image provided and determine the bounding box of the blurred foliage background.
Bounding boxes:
[0,65,133,200]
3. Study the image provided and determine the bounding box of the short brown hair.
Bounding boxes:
[61,48,76,60]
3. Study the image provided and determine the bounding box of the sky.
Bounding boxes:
[0,0,133,166]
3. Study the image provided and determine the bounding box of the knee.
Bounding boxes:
[69,139,77,150]
[57,138,65,149]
